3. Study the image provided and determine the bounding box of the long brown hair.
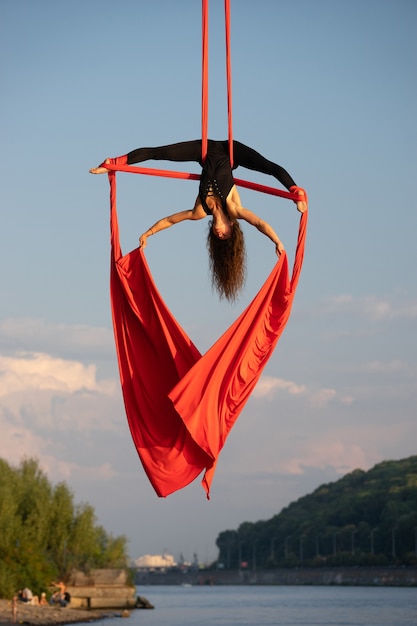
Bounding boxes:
[207,219,247,301]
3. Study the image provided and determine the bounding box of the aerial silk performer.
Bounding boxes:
[90,149,307,498]
[89,0,308,498]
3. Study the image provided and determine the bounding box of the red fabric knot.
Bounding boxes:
[99,155,128,169]
[289,185,308,204]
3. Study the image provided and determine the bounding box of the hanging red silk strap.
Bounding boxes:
[202,0,234,167]
[201,0,209,163]
[101,161,304,203]
[107,170,307,498]
[224,0,234,167]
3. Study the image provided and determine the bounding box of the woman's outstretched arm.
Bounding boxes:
[238,207,284,256]
[227,187,284,255]
[139,200,207,248]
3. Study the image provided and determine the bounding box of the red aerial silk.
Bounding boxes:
[201,0,209,163]
[108,171,307,498]
[202,0,233,166]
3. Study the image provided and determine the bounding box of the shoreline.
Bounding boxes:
[0,599,128,626]
[136,564,417,587]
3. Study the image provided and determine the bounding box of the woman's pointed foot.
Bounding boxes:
[89,158,110,174]
[289,186,308,213]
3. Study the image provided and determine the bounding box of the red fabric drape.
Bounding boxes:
[202,0,233,165]
[201,0,209,163]
[108,171,307,498]
[224,0,234,167]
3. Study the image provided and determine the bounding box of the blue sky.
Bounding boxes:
[1,0,416,565]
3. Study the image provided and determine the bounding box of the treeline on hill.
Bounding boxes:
[216,456,417,570]
[0,458,128,599]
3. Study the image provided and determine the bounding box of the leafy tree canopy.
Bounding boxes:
[0,457,128,598]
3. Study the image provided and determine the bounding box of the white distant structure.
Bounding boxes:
[134,553,177,570]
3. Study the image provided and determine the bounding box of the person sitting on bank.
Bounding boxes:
[49,581,70,607]
[39,592,48,606]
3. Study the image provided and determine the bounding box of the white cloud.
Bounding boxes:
[322,294,417,321]
[0,317,114,359]
[0,422,50,468]
[47,460,118,482]
[0,349,123,478]
[362,359,410,374]
[0,412,118,484]
[253,375,353,408]
[0,352,115,396]
[253,375,306,398]
[270,438,374,477]
[309,387,337,408]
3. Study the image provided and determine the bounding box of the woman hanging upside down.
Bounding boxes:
[90,140,307,301]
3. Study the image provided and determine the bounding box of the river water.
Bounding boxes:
[88,584,417,626]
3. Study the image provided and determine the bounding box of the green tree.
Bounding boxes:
[0,457,128,598]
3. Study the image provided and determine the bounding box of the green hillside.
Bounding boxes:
[216,456,417,569]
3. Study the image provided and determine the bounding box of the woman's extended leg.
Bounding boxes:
[231,141,296,190]
[90,140,203,174]
[127,140,203,165]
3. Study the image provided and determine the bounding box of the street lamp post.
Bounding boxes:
[392,527,397,559]
[238,541,244,571]
[370,528,377,555]
[333,533,338,557]
[270,537,277,561]
[299,536,304,563]
[315,535,320,558]
[351,530,356,556]
[284,536,290,560]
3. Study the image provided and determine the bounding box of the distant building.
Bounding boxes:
[134,553,177,571]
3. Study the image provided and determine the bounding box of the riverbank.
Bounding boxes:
[136,565,417,587]
[0,599,128,625]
